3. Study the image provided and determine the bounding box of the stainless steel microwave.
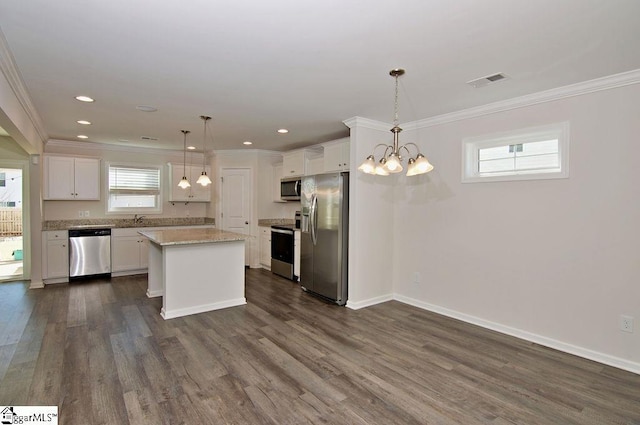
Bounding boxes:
[280,177,301,201]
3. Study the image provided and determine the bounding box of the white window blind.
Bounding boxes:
[108,166,160,194]
[107,164,162,213]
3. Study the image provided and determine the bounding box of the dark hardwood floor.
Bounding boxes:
[1,269,639,424]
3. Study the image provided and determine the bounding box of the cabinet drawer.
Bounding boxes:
[47,231,68,240]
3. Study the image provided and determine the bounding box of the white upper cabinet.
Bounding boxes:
[322,138,350,172]
[167,163,211,202]
[282,150,306,177]
[282,148,323,177]
[43,156,100,200]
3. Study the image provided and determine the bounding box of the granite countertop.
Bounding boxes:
[139,228,251,246]
[43,217,215,231]
[258,218,295,227]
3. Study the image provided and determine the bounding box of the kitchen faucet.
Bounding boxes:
[134,214,145,224]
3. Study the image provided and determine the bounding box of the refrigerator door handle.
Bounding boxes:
[311,194,318,245]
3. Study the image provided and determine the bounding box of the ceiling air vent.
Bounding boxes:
[467,72,510,88]
[140,136,158,141]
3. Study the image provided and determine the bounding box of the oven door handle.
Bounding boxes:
[271,228,294,235]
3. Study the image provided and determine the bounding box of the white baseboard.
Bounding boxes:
[393,294,640,375]
[346,293,393,310]
[29,279,44,289]
[161,297,247,320]
[146,289,163,298]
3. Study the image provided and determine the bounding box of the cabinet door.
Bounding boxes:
[323,141,350,172]
[168,164,210,202]
[139,238,149,268]
[188,165,212,202]
[46,240,69,279]
[74,158,100,200]
[111,236,142,272]
[259,228,271,267]
[44,156,76,200]
[168,163,190,202]
[282,151,305,177]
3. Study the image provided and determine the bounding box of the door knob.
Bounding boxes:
[245,221,249,225]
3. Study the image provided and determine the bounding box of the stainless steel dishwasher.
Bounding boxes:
[69,227,112,280]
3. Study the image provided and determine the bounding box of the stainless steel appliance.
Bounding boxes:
[280,177,301,201]
[271,225,295,280]
[69,227,112,280]
[300,172,349,305]
[294,211,301,229]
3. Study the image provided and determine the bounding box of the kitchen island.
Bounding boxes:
[139,228,250,320]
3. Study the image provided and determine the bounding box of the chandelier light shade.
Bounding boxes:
[196,115,212,187]
[178,130,191,189]
[358,69,434,177]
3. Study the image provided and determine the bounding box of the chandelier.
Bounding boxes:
[358,69,434,177]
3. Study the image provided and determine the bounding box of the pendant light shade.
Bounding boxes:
[358,69,434,177]
[178,130,191,189]
[197,115,212,186]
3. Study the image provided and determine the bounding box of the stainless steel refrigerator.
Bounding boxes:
[300,172,349,305]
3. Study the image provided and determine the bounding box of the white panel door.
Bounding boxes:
[221,168,251,264]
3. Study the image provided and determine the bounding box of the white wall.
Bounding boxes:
[392,83,640,371]
[345,119,396,308]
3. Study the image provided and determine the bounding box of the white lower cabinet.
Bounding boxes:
[42,231,69,283]
[259,226,271,269]
[112,225,213,276]
[111,228,150,275]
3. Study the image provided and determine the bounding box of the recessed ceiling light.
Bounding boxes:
[77,120,91,125]
[187,146,196,150]
[243,141,253,145]
[277,129,289,134]
[136,105,158,112]
[75,95,94,102]
[77,135,89,139]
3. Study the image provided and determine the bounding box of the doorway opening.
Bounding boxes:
[0,167,23,281]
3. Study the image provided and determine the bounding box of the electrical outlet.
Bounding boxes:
[413,272,421,284]
[78,210,84,218]
[84,210,90,217]
[620,315,634,333]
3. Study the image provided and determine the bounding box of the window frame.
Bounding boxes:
[106,162,163,214]
[462,122,570,183]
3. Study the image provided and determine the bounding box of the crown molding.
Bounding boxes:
[45,138,194,157]
[343,116,390,132]
[0,28,48,143]
[403,69,640,130]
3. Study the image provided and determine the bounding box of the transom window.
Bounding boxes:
[107,164,162,213]
[462,122,569,183]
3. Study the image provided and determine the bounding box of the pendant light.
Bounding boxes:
[196,115,212,186]
[178,130,191,189]
[357,69,434,177]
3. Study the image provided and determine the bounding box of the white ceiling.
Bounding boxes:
[1,0,639,152]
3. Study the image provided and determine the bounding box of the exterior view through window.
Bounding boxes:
[462,122,569,183]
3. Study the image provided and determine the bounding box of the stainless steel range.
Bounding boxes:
[270,224,296,280]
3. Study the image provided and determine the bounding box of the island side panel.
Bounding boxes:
[146,241,164,298]
[161,240,247,320]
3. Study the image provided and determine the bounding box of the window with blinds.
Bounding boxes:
[462,122,570,183]
[107,164,162,213]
